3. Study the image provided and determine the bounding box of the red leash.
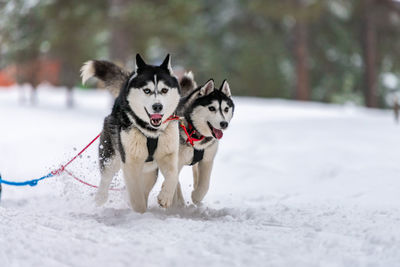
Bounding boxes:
[51,133,101,176]
[52,133,123,191]
[0,115,186,190]
[50,132,125,191]
[64,169,122,191]
[58,115,181,190]
[57,115,200,190]
[163,115,180,123]
[162,115,205,146]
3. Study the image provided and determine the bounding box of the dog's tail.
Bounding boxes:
[81,60,129,98]
[179,71,197,97]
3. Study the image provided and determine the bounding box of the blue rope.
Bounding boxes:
[0,172,54,187]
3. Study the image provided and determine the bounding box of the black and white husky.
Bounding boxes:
[81,54,181,213]
[81,61,235,208]
[172,73,234,206]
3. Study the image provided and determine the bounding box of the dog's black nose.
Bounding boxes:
[220,121,228,129]
[152,103,163,113]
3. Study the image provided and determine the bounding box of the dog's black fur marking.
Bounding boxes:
[118,127,126,163]
[176,81,235,166]
[91,61,130,95]
[193,90,234,110]
[201,137,213,145]
[180,75,196,96]
[128,70,180,93]
[190,149,204,166]
[93,60,126,81]
[145,137,159,162]
[180,88,235,138]
[117,68,179,133]
[178,87,201,108]
[99,55,180,167]
[99,116,117,171]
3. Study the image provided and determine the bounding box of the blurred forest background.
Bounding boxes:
[1,0,400,108]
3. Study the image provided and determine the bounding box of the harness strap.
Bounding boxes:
[164,115,180,123]
[143,115,180,163]
[145,137,159,162]
[179,123,204,146]
[190,149,204,165]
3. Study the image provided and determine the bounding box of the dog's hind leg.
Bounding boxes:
[143,169,158,207]
[191,160,213,205]
[192,164,199,190]
[171,182,185,208]
[95,156,120,206]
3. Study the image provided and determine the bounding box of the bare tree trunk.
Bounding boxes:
[361,0,378,108]
[16,61,40,105]
[59,60,75,108]
[66,87,74,108]
[30,85,38,105]
[109,0,132,65]
[293,3,310,101]
[394,96,399,123]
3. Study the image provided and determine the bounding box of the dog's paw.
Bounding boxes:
[170,195,186,209]
[94,191,108,206]
[157,190,174,208]
[191,190,204,205]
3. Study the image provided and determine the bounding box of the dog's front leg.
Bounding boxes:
[122,160,147,213]
[191,160,214,205]
[157,153,179,208]
[170,163,186,208]
[95,155,120,206]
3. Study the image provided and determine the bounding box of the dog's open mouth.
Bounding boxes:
[207,122,223,139]
[150,113,163,127]
[145,108,163,127]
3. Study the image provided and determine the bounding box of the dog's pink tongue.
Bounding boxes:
[213,128,223,139]
[150,114,162,120]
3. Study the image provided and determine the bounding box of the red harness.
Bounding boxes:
[163,115,204,146]
[180,123,204,146]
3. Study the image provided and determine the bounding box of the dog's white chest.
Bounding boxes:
[120,122,179,163]
[179,141,218,166]
[120,127,149,161]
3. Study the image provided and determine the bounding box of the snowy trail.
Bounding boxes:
[1,87,400,267]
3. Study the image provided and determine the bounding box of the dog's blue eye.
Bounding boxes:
[208,106,216,112]
[143,88,151,94]
[161,88,169,94]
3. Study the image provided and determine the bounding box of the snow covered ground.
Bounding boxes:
[1,86,400,267]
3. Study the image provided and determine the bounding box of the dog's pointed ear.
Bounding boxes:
[160,54,173,73]
[220,79,231,97]
[199,79,215,96]
[135,54,146,72]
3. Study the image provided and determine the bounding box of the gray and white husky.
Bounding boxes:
[81,54,181,213]
[81,61,235,208]
[172,73,234,206]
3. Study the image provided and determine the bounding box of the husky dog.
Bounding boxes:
[172,73,234,206]
[81,54,181,213]
[81,61,235,207]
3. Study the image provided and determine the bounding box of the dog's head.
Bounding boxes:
[122,54,180,128]
[186,79,235,139]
